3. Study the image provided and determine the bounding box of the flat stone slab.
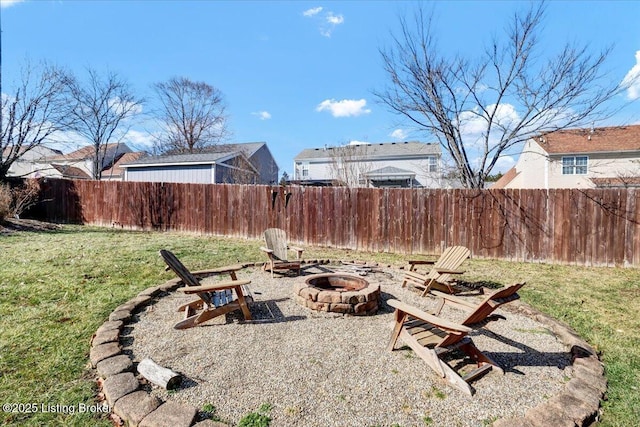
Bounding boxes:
[96,354,134,378]
[127,295,153,307]
[138,286,163,297]
[90,342,121,367]
[139,401,197,427]
[547,393,599,426]
[96,320,124,335]
[113,390,161,427]
[109,309,132,322]
[102,372,139,406]
[92,328,120,346]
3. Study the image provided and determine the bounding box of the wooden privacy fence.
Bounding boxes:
[34,179,640,267]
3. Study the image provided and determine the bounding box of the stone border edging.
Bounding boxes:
[89,260,606,427]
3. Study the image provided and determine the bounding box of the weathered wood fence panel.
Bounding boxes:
[33,179,640,266]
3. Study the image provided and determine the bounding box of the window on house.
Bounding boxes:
[428,156,438,173]
[562,156,588,175]
[302,164,309,178]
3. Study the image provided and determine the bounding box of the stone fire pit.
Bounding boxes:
[293,273,380,315]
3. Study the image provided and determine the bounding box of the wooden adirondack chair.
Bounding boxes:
[387,299,503,396]
[402,246,471,296]
[159,250,253,329]
[260,228,304,277]
[431,282,526,327]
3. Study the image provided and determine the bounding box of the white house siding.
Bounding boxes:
[507,140,550,188]
[548,151,640,188]
[125,164,214,184]
[295,157,440,187]
[6,146,61,178]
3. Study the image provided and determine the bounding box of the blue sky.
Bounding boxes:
[2,0,640,177]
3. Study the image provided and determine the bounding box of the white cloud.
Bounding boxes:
[458,103,520,139]
[316,99,371,117]
[252,111,272,120]
[303,7,344,37]
[390,129,408,140]
[124,129,155,148]
[622,50,640,100]
[303,7,323,17]
[0,0,25,8]
[326,13,344,25]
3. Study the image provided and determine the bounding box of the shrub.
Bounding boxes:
[0,179,42,222]
[0,183,11,222]
[11,178,41,219]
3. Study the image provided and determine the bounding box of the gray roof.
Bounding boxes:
[122,142,266,167]
[199,142,266,157]
[365,166,416,176]
[123,151,241,167]
[294,141,440,161]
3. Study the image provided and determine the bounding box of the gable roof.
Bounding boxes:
[490,167,519,189]
[294,141,440,161]
[126,142,271,168]
[47,143,131,161]
[536,125,640,154]
[365,166,416,177]
[200,142,266,157]
[50,164,91,180]
[101,152,147,177]
[122,150,242,167]
[164,142,267,158]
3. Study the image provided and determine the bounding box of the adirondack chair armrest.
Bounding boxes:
[191,265,244,280]
[288,246,304,258]
[433,268,465,275]
[260,246,274,254]
[178,279,251,294]
[387,299,472,334]
[408,260,436,266]
[430,290,477,314]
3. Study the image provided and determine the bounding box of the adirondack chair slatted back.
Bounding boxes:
[159,250,213,306]
[462,282,525,326]
[427,246,471,283]
[264,228,288,261]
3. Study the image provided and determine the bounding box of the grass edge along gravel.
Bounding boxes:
[0,225,638,426]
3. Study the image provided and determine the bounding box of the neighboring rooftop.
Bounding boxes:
[101,152,147,177]
[491,167,519,189]
[122,151,242,167]
[47,143,131,161]
[50,164,91,179]
[294,141,440,160]
[537,125,640,154]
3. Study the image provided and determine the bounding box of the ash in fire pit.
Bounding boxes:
[306,274,369,292]
[293,273,380,315]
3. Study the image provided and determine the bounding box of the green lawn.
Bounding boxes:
[0,225,638,426]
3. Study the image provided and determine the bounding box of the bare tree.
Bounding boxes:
[152,77,229,154]
[375,3,637,189]
[65,68,143,179]
[327,143,373,187]
[0,62,71,180]
[222,156,258,184]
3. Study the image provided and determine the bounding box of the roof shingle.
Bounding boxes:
[537,125,640,154]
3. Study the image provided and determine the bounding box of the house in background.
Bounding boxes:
[101,152,147,181]
[5,146,63,178]
[494,125,640,189]
[37,143,134,180]
[292,141,443,188]
[121,142,278,185]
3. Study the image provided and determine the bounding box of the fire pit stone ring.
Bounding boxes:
[293,273,380,315]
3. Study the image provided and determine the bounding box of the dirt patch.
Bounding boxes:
[0,218,62,234]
